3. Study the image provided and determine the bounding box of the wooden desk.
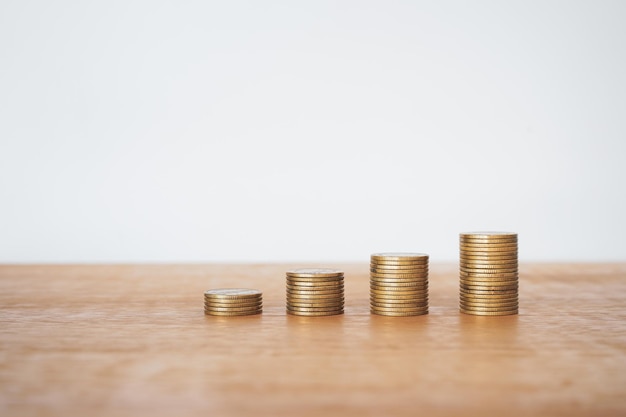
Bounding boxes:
[1,264,625,416]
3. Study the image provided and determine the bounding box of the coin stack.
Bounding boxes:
[286,268,344,316]
[370,253,429,316]
[204,288,263,316]
[459,232,518,316]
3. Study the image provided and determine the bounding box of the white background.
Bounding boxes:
[1,1,625,263]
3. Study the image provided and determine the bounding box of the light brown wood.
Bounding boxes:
[1,263,625,416]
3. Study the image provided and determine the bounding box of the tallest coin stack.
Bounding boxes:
[459,232,519,316]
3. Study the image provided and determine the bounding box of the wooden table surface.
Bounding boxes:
[1,263,625,416]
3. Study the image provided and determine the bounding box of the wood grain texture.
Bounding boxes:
[1,263,625,417]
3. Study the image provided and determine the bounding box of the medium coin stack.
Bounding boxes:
[370,253,429,316]
[286,268,344,316]
[460,232,518,316]
[204,288,263,316]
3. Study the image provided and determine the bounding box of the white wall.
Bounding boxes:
[1,1,625,263]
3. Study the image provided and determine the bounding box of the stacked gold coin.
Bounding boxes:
[459,232,518,316]
[286,268,344,316]
[204,288,263,316]
[370,253,429,316]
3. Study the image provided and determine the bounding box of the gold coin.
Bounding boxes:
[460,292,518,301]
[459,259,519,269]
[459,239,518,248]
[371,309,429,316]
[204,296,262,303]
[370,296,428,304]
[460,270,518,278]
[371,252,429,261]
[371,260,428,266]
[287,300,344,308]
[371,303,429,310]
[287,309,343,317]
[460,254,518,260]
[460,231,517,239]
[286,294,343,301]
[460,234,517,240]
[460,305,519,313]
[461,248,517,254]
[371,307,429,314]
[460,239,518,245]
[461,298,518,307]
[204,288,262,298]
[370,280,428,288]
[460,289,518,296]
[204,309,262,316]
[205,305,263,312]
[460,273,518,280]
[460,281,518,290]
[371,310,428,317]
[370,272,428,279]
[286,283,344,292]
[460,270,519,277]
[370,295,428,303]
[370,282,428,292]
[460,279,518,287]
[460,272,518,280]
[459,303,519,313]
[204,297,263,303]
[461,274,518,281]
[460,265,518,272]
[370,268,429,275]
[370,284,428,292]
[460,246,517,253]
[286,268,343,277]
[370,293,428,301]
[460,280,518,287]
[285,279,343,287]
[371,301,428,308]
[460,309,518,316]
[372,291,429,298]
[372,298,428,305]
[370,263,429,270]
[461,266,518,273]
[286,275,344,282]
[286,285,344,293]
[287,293,344,300]
[460,240,517,246]
[287,304,345,312]
[460,289,518,298]
[370,276,428,283]
[371,285,428,292]
[461,245,517,251]
[460,300,518,308]
[371,265,428,271]
[204,301,263,309]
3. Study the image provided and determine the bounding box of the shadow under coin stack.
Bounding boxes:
[370,253,429,316]
[459,232,519,316]
[204,288,263,316]
[286,268,344,316]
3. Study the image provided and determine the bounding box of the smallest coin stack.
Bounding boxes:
[204,288,263,316]
[286,268,344,316]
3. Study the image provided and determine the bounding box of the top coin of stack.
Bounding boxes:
[204,288,263,316]
[370,253,429,316]
[459,232,518,316]
[286,268,344,316]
